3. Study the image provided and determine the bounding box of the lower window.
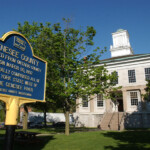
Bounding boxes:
[130,92,138,106]
[97,94,104,107]
[82,95,88,107]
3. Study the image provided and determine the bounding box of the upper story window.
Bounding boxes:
[145,68,150,81]
[82,95,88,107]
[128,70,136,83]
[97,94,104,107]
[130,91,138,106]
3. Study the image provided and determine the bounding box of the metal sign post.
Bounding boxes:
[0,31,47,150]
[2,97,19,150]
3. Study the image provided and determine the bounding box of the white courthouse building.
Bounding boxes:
[74,29,150,130]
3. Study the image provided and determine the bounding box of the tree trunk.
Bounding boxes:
[65,111,70,136]
[44,109,47,127]
[23,105,28,130]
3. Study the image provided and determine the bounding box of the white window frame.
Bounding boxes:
[82,95,89,108]
[145,68,150,81]
[127,90,141,112]
[130,91,139,106]
[129,91,141,107]
[97,94,104,108]
[128,69,136,83]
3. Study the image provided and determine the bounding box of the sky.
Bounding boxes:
[0,0,150,59]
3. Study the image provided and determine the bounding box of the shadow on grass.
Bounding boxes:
[38,126,98,134]
[0,131,55,150]
[102,130,150,150]
[13,136,55,150]
[0,131,5,149]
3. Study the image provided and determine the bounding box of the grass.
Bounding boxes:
[0,128,150,150]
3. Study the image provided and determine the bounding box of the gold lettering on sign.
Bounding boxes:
[1,74,11,81]
[8,90,17,94]
[0,88,7,92]
[21,54,39,66]
[6,62,19,70]
[0,44,19,58]
[14,36,26,51]
[0,60,5,66]
[6,82,22,90]
[0,52,4,58]
[0,81,4,86]
[5,55,16,63]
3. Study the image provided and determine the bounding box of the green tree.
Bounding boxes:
[15,21,62,127]
[0,101,5,122]
[15,20,119,135]
[144,80,150,101]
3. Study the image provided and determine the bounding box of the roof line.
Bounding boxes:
[100,53,150,63]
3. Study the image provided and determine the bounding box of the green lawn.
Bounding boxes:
[0,129,150,150]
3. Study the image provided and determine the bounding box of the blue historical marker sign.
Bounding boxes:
[0,31,47,101]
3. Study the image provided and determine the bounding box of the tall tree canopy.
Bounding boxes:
[144,80,150,101]
[15,20,118,135]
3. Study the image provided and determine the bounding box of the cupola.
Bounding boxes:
[110,29,133,57]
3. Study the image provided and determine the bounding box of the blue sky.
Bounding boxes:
[0,0,150,59]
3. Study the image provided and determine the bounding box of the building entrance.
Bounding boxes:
[118,99,124,112]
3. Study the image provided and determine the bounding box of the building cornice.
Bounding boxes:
[99,53,150,64]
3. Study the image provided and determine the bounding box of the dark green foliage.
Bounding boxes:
[0,110,5,122]
[144,80,150,101]
[0,102,5,122]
